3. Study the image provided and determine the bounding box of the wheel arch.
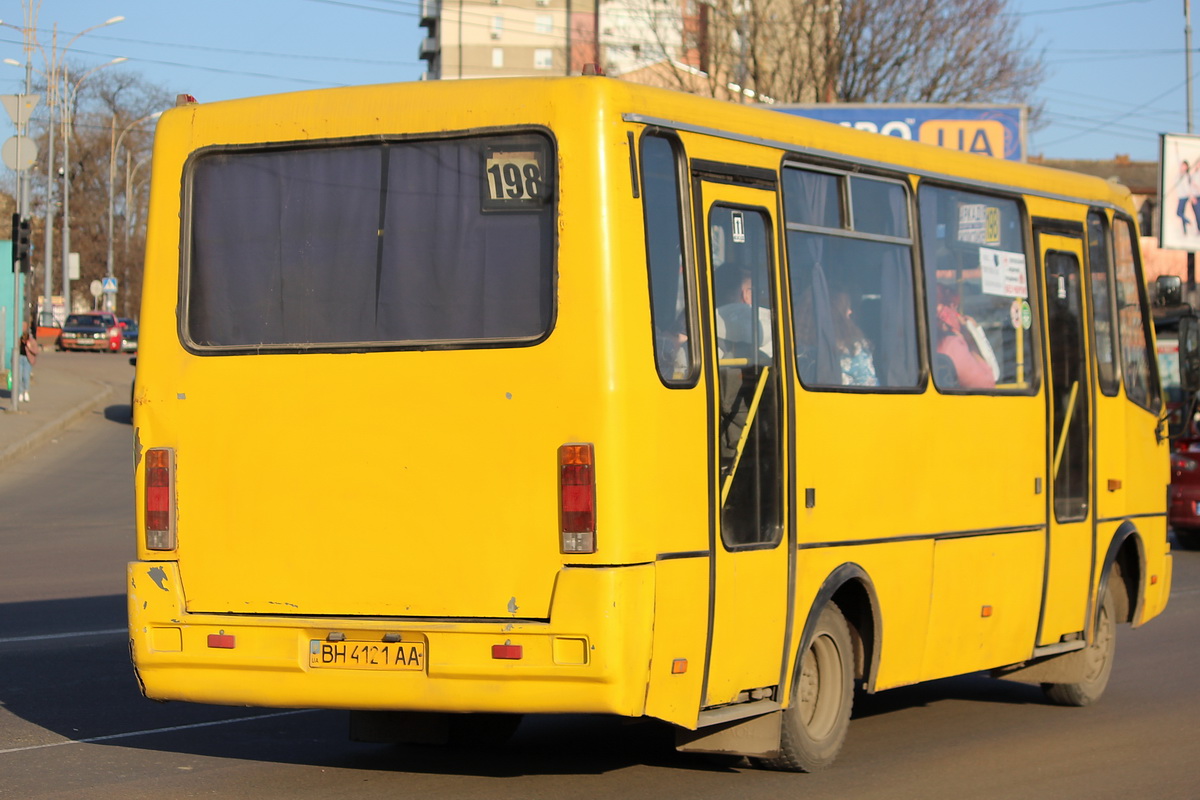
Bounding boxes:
[794,563,883,695]
[1097,520,1144,630]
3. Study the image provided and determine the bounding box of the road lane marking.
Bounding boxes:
[0,709,315,755]
[0,627,127,644]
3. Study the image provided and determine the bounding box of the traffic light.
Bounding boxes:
[11,213,31,274]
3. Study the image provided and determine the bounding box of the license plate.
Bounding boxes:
[309,640,425,671]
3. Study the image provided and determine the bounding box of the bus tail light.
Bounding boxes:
[559,443,596,553]
[145,447,177,550]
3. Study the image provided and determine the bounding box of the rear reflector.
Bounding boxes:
[208,633,236,649]
[145,447,176,550]
[492,643,523,660]
[559,443,596,553]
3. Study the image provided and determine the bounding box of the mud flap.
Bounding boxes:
[992,647,1089,685]
[675,710,782,758]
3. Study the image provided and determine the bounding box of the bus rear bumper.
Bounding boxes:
[128,561,654,717]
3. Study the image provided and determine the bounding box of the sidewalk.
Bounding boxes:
[0,353,118,469]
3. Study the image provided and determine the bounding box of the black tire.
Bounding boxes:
[759,603,854,772]
[1042,572,1123,707]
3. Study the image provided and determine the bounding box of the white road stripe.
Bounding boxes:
[0,628,127,644]
[0,710,315,755]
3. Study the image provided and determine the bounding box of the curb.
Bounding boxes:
[0,380,117,470]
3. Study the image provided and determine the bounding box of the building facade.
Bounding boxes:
[420,0,600,80]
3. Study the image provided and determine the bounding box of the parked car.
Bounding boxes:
[1170,430,1200,550]
[58,312,123,353]
[119,318,139,352]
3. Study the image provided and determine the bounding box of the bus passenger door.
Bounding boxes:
[695,178,791,709]
[1037,230,1093,642]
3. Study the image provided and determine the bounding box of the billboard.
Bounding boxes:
[1159,133,1200,252]
[774,104,1027,161]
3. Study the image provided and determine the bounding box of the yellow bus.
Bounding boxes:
[129,76,1177,771]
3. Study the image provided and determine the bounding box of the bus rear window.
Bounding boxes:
[184,133,555,351]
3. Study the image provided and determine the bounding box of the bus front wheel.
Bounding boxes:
[761,602,854,772]
[1042,572,1123,707]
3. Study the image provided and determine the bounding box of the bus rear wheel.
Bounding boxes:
[1042,572,1122,707]
[760,603,854,772]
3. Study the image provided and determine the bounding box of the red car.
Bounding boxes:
[1170,438,1200,550]
[57,312,124,353]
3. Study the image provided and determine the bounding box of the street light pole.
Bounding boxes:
[1188,0,1196,294]
[41,24,58,325]
[108,110,160,316]
[34,16,125,315]
[1188,0,1194,136]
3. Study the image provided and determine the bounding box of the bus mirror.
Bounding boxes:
[1179,314,1200,394]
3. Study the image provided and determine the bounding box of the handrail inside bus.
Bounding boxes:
[721,365,771,506]
[1052,381,1080,481]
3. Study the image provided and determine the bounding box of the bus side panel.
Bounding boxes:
[643,556,710,727]
[1092,388,1129,528]
[792,540,934,693]
[1139,522,1171,624]
[1124,400,1172,625]
[791,388,1045,689]
[921,531,1044,679]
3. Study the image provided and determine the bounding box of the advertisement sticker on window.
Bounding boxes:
[980,247,1028,298]
[957,203,1001,245]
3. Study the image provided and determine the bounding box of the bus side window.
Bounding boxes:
[783,166,919,390]
[918,185,1035,394]
[1087,210,1121,396]
[1112,216,1159,411]
[641,133,695,385]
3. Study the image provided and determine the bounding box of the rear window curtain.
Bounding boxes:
[188,136,554,348]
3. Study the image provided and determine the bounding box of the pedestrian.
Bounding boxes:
[18,319,39,403]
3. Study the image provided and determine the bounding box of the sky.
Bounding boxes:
[0,0,1190,165]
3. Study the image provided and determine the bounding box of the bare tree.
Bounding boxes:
[835,0,1044,104]
[606,0,1043,108]
[742,0,839,103]
[23,67,171,317]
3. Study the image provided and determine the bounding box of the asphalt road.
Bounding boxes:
[2,356,1199,798]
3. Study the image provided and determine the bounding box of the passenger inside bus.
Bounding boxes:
[715,267,762,474]
[715,269,772,363]
[934,282,998,389]
[830,290,878,386]
[793,281,878,387]
[653,255,690,378]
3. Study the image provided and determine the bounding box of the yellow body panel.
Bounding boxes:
[791,540,934,692]
[643,557,711,723]
[923,532,1045,678]
[130,560,655,715]
[129,76,1169,734]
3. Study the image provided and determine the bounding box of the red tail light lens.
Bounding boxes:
[145,447,176,550]
[559,443,596,553]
